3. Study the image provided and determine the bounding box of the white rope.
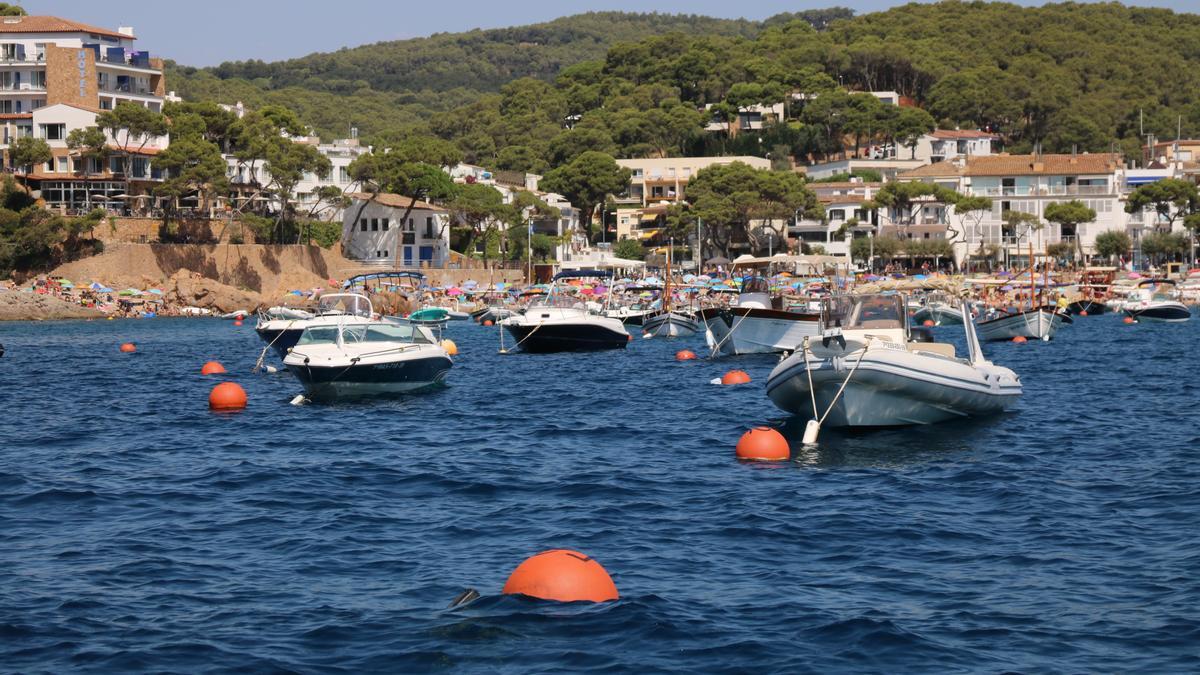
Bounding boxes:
[817,338,873,427]
[707,308,753,359]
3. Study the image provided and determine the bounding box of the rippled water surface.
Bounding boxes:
[1,315,1198,672]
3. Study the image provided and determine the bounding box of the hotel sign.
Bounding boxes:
[77,49,87,98]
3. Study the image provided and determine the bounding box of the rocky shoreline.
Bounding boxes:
[0,292,105,321]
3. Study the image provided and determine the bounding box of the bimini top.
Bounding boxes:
[1137,278,1176,287]
[343,271,427,289]
[553,269,613,280]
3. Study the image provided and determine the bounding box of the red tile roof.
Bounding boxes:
[0,16,131,40]
[963,153,1121,177]
[351,192,447,212]
[929,129,998,140]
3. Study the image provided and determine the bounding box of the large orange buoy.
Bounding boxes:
[233,319,243,327]
[482,319,494,327]
[1079,310,1088,317]
[923,319,935,327]
[201,360,227,375]
[1123,316,1135,324]
[721,369,751,385]
[676,349,697,361]
[209,382,247,411]
[119,342,136,353]
[735,427,790,461]
[1012,336,1027,344]
[441,339,458,356]
[502,549,618,603]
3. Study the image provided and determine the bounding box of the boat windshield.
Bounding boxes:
[529,295,587,310]
[297,322,432,346]
[742,277,770,294]
[826,294,906,329]
[317,294,372,317]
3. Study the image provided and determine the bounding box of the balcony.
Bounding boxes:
[0,54,44,65]
[971,184,1111,197]
[0,82,45,92]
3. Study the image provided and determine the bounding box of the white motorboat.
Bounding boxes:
[699,277,820,355]
[974,306,1066,341]
[221,309,250,320]
[911,293,965,325]
[766,295,1022,427]
[604,303,656,326]
[283,320,451,400]
[1122,279,1191,322]
[264,306,314,321]
[255,293,378,357]
[500,270,630,352]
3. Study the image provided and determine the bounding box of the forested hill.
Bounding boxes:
[165,10,852,137]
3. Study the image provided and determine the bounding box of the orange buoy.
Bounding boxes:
[1012,336,1027,343]
[1079,310,1088,317]
[233,319,243,327]
[482,319,494,327]
[1123,316,1135,324]
[721,369,751,385]
[923,319,935,327]
[119,342,136,353]
[627,334,633,342]
[502,549,618,603]
[676,349,697,361]
[201,361,226,375]
[209,382,247,411]
[440,339,458,356]
[736,427,790,461]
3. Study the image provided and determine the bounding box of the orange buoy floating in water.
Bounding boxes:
[1123,316,1136,324]
[201,361,227,375]
[233,319,243,327]
[482,319,494,327]
[676,349,697,361]
[441,339,458,356]
[923,319,935,327]
[502,549,618,603]
[721,369,751,385]
[209,382,247,411]
[1079,310,1088,317]
[735,427,789,461]
[1012,336,1027,344]
[119,342,136,353]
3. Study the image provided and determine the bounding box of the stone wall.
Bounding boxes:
[96,217,258,245]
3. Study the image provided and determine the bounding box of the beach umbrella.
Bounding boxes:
[290,290,304,295]
[580,287,595,296]
[58,279,75,287]
[89,282,105,290]
[146,288,163,295]
[463,279,478,287]
[446,288,463,296]
[118,288,142,296]
[594,284,608,294]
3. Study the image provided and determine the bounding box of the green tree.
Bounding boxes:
[613,237,645,261]
[347,133,462,241]
[892,107,936,159]
[1044,199,1096,263]
[97,101,169,180]
[1094,230,1131,262]
[445,182,506,260]
[0,3,26,16]
[65,126,109,207]
[850,234,902,265]
[1124,178,1199,233]
[684,161,820,256]
[8,136,52,181]
[152,123,230,226]
[1139,231,1189,265]
[541,151,630,241]
[868,181,959,229]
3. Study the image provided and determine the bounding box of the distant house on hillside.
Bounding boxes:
[342,193,451,268]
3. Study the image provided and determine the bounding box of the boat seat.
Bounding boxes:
[908,342,956,358]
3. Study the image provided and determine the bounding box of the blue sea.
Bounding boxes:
[1,314,1197,673]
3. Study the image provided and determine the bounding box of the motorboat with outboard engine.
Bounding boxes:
[699,276,820,355]
[911,292,965,326]
[766,295,1021,427]
[500,270,630,352]
[255,293,378,357]
[283,320,452,400]
[1122,279,1191,322]
[974,305,1067,341]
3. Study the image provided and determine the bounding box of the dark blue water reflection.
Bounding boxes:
[1,315,1197,672]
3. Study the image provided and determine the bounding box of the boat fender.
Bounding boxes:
[263,365,279,374]
[289,394,308,406]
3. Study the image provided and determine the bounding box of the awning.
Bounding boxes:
[637,228,661,240]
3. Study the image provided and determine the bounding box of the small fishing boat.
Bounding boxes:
[255,293,377,357]
[500,270,630,352]
[699,276,820,355]
[604,302,656,326]
[974,306,1066,341]
[283,320,452,401]
[1122,279,1191,322]
[643,239,699,338]
[1066,267,1116,315]
[766,295,1022,427]
[409,307,451,328]
[911,292,965,325]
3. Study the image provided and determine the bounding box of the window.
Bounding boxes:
[132,157,148,178]
[370,218,379,232]
[407,218,414,231]
[381,218,389,231]
[41,123,65,140]
[828,209,846,221]
[30,70,45,89]
[56,156,68,172]
[425,216,434,238]
[109,156,122,173]
[339,166,350,183]
[0,100,12,114]
[360,218,367,232]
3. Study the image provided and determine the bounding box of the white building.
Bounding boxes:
[791,180,882,256]
[342,193,451,268]
[224,135,370,221]
[911,129,998,164]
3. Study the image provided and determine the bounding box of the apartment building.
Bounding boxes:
[791,180,882,256]
[342,193,452,268]
[899,153,1129,265]
[912,129,998,164]
[224,135,370,221]
[0,15,167,212]
[614,156,771,242]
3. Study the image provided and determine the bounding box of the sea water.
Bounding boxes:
[1,315,1197,672]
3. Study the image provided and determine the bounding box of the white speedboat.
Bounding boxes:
[974,306,1066,341]
[255,293,377,357]
[283,320,451,400]
[264,306,314,321]
[221,309,250,320]
[911,293,965,325]
[699,277,820,355]
[604,303,656,326]
[766,295,1022,427]
[1123,279,1191,322]
[500,270,630,352]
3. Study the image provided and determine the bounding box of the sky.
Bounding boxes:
[21,0,1200,67]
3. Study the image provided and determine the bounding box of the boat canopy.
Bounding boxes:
[553,269,613,280]
[342,271,427,289]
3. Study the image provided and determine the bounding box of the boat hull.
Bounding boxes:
[1066,300,1107,315]
[286,354,452,400]
[766,346,1021,427]
[1125,303,1191,322]
[975,309,1064,341]
[912,303,964,325]
[256,326,303,356]
[502,323,629,352]
[699,307,820,355]
[642,311,699,337]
